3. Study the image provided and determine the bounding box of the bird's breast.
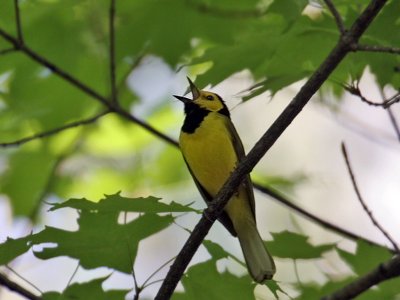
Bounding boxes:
[179,113,238,196]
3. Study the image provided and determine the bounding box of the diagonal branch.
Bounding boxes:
[324,0,346,34]
[0,110,110,148]
[322,254,400,300]
[155,0,389,298]
[0,272,41,300]
[341,142,399,252]
[109,0,117,104]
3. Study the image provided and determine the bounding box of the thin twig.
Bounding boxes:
[155,1,389,298]
[386,107,400,141]
[0,47,16,55]
[0,110,110,148]
[379,88,400,142]
[253,183,386,249]
[5,266,42,294]
[14,0,24,44]
[341,142,399,252]
[343,81,400,108]
[322,255,400,300]
[354,44,400,54]
[109,0,117,104]
[65,263,80,289]
[142,257,176,288]
[324,0,346,34]
[0,272,41,300]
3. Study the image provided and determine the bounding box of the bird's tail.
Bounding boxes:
[236,220,276,283]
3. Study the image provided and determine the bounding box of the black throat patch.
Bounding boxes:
[182,102,209,134]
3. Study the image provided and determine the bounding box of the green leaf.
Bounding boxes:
[49,193,196,213]
[296,278,354,300]
[0,147,57,216]
[266,231,335,259]
[337,239,392,275]
[202,239,231,260]
[42,276,129,300]
[173,260,255,300]
[0,237,32,265]
[0,195,176,273]
[33,212,172,274]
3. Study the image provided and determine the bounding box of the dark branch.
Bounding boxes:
[14,0,24,44]
[0,111,110,148]
[0,273,41,300]
[324,0,346,34]
[109,0,117,104]
[354,44,400,54]
[322,255,400,300]
[155,1,389,298]
[341,143,399,252]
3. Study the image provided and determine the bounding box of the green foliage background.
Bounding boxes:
[0,0,399,299]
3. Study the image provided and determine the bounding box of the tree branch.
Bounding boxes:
[0,110,110,148]
[341,143,399,252]
[155,0,389,298]
[0,273,41,300]
[322,255,400,300]
[353,44,400,54]
[324,0,346,34]
[109,0,117,104]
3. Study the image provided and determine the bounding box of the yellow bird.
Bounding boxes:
[174,77,276,283]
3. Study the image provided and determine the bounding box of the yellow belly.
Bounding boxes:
[179,113,238,197]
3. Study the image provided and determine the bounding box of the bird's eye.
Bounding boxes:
[206,95,214,101]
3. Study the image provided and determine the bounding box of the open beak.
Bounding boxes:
[173,95,191,104]
[174,77,201,104]
[187,77,200,100]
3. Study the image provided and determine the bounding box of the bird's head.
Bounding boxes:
[174,77,227,113]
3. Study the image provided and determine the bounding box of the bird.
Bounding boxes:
[174,77,276,283]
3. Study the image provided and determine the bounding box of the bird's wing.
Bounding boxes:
[224,117,256,220]
[182,156,237,236]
